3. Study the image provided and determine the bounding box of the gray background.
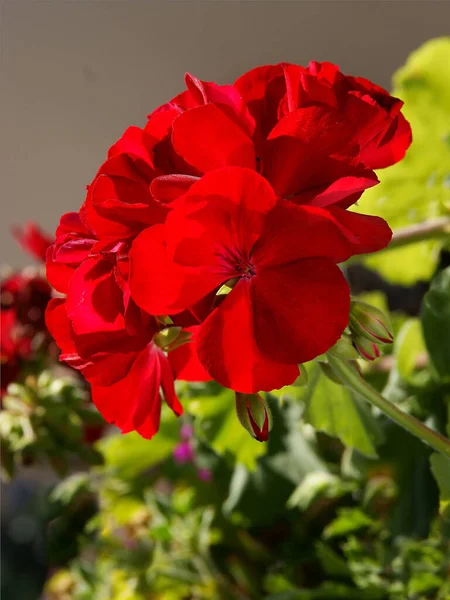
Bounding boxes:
[1,0,450,266]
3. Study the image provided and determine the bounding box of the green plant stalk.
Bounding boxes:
[327,353,450,458]
[386,216,450,251]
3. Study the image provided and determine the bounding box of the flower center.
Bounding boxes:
[235,259,256,278]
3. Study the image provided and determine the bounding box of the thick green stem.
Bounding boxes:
[327,353,450,458]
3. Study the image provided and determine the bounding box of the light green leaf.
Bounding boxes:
[421,266,450,380]
[304,367,384,458]
[49,473,92,507]
[323,507,374,539]
[430,452,450,517]
[287,471,355,510]
[98,407,180,478]
[186,389,267,469]
[354,37,450,284]
[395,318,427,381]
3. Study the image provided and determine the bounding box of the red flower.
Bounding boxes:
[235,61,412,172]
[129,167,392,393]
[45,211,210,438]
[46,297,209,439]
[1,272,52,395]
[12,222,53,262]
[80,68,390,241]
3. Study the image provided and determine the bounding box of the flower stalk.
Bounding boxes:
[326,353,450,458]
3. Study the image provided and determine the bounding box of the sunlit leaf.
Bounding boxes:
[354,37,450,284]
[304,365,384,458]
[421,266,450,381]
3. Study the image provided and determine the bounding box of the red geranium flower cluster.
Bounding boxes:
[45,62,411,439]
[1,224,53,395]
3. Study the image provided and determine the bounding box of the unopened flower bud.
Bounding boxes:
[349,300,393,344]
[153,326,182,349]
[328,333,360,360]
[235,392,272,442]
[353,335,381,361]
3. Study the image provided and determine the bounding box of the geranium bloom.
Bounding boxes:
[12,222,53,262]
[45,62,408,439]
[45,212,210,439]
[1,272,52,395]
[80,64,410,238]
[130,167,392,393]
[235,61,412,172]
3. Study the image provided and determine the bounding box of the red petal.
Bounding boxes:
[159,350,183,415]
[168,327,212,382]
[66,256,125,337]
[292,173,378,209]
[361,112,412,169]
[166,167,278,268]
[234,64,287,142]
[46,247,76,294]
[91,345,182,439]
[252,258,350,364]
[129,225,223,316]
[172,104,256,172]
[85,173,166,239]
[45,297,76,355]
[263,106,362,197]
[107,126,156,180]
[151,174,199,204]
[197,279,299,393]
[283,64,338,111]
[12,223,53,262]
[252,201,392,267]
[184,73,255,136]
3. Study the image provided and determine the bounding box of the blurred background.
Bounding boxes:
[2,0,450,266]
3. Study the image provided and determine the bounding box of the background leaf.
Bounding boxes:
[98,407,180,478]
[421,266,450,381]
[354,37,450,284]
[304,366,384,458]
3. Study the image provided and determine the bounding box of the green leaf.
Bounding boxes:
[323,508,374,539]
[395,318,427,381]
[98,407,180,478]
[354,37,450,284]
[287,471,355,510]
[49,473,92,507]
[430,452,450,517]
[186,388,267,469]
[223,402,327,524]
[315,542,351,577]
[304,366,384,458]
[421,266,450,381]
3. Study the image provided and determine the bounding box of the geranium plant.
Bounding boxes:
[1,37,450,600]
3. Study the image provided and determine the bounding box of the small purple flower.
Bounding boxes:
[173,441,195,464]
[197,468,212,481]
[180,423,194,441]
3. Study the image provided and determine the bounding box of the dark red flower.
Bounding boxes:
[235,61,412,172]
[12,222,53,262]
[1,271,52,395]
[129,167,392,393]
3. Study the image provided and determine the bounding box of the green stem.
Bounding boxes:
[387,216,450,251]
[327,353,450,458]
